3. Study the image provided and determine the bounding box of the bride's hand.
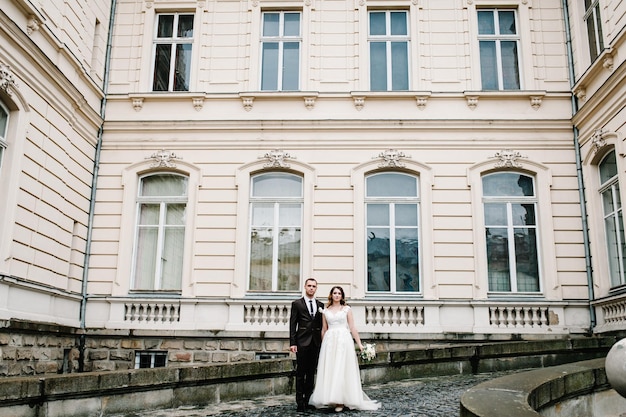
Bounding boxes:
[358,343,364,351]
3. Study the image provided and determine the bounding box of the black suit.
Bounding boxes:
[290,297,324,408]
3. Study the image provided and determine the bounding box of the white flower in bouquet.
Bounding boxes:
[359,343,376,362]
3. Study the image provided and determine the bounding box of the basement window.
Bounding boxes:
[256,352,289,360]
[135,351,167,369]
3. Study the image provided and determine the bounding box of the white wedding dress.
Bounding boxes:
[308,306,381,411]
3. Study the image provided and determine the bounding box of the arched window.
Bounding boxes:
[0,102,8,173]
[599,150,626,288]
[365,172,420,293]
[483,172,540,293]
[249,172,303,292]
[132,173,188,291]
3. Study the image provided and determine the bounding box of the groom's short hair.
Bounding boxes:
[305,277,317,285]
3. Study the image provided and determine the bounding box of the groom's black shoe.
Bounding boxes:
[297,404,305,412]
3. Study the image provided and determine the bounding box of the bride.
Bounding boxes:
[308,286,381,412]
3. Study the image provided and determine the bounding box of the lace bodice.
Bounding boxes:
[324,306,350,329]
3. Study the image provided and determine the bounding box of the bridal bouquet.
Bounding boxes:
[359,343,377,362]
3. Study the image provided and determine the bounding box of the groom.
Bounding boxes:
[289,278,324,411]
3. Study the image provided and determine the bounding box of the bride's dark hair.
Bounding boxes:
[326,286,346,307]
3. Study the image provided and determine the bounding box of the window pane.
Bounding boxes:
[261,43,279,90]
[252,173,302,197]
[367,204,389,226]
[486,228,510,291]
[139,204,160,225]
[166,204,186,225]
[367,228,390,291]
[367,173,417,197]
[396,228,419,292]
[390,12,407,35]
[514,228,539,291]
[370,42,387,90]
[369,12,386,36]
[512,204,535,226]
[284,13,300,36]
[599,151,617,184]
[279,203,301,227]
[478,11,495,35]
[177,15,194,37]
[153,44,172,91]
[479,41,498,90]
[484,203,507,226]
[251,203,274,226]
[498,11,516,35]
[282,42,300,90]
[483,173,534,197]
[134,228,158,289]
[141,175,188,196]
[157,15,174,38]
[395,204,417,226]
[250,227,273,291]
[263,13,279,36]
[162,227,184,289]
[501,41,520,90]
[391,42,409,91]
[0,106,7,137]
[174,43,192,91]
[278,227,301,291]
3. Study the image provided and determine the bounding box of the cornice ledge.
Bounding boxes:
[238,91,320,110]
[350,91,432,110]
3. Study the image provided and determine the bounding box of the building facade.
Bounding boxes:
[0,0,624,375]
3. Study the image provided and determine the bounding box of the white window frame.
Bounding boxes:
[247,172,303,292]
[131,173,189,292]
[598,150,626,289]
[482,172,541,294]
[0,101,8,174]
[365,172,421,294]
[583,0,604,62]
[477,8,522,90]
[367,10,411,91]
[151,12,195,92]
[259,11,302,91]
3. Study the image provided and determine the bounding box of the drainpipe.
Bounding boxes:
[561,0,596,331]
[78,0,117,371]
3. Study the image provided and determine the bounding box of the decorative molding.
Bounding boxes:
[465,95,479,109]
[603,48,614,71]
[241,96,254,111]
[353,96,365,111]
[374,149,410,168]
[492,149,527,168]
[304,96,316,110]
[590,129,609,154]
[27,15,41,35]
[132,97,144,111]
[145,1,153,9]
[146,149,181,168]
[415,95,429,110]
[192,96,204,111]
[0,62,17,95]
[259,149,296,169]
[574,86,586,102]
[529,95,543,110]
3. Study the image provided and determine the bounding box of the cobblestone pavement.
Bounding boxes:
[113,370,520,417]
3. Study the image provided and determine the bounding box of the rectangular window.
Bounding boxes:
[483,173,540,293]
[260,11,301,91]
[366,173,420,293]
[152,13,194,92]
[477,9,520,90]
[369,11,409,91]
[584,0,604,61]
[249,173,302,292]
[133,174,188,291]
[135,351,167,369]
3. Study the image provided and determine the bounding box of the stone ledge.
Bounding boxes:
[460,358,608,417]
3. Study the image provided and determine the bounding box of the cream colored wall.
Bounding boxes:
[0,0,109,325]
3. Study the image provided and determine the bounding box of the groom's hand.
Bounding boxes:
[290,345,298,353]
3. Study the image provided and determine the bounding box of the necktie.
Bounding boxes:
[309,300,314,317]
